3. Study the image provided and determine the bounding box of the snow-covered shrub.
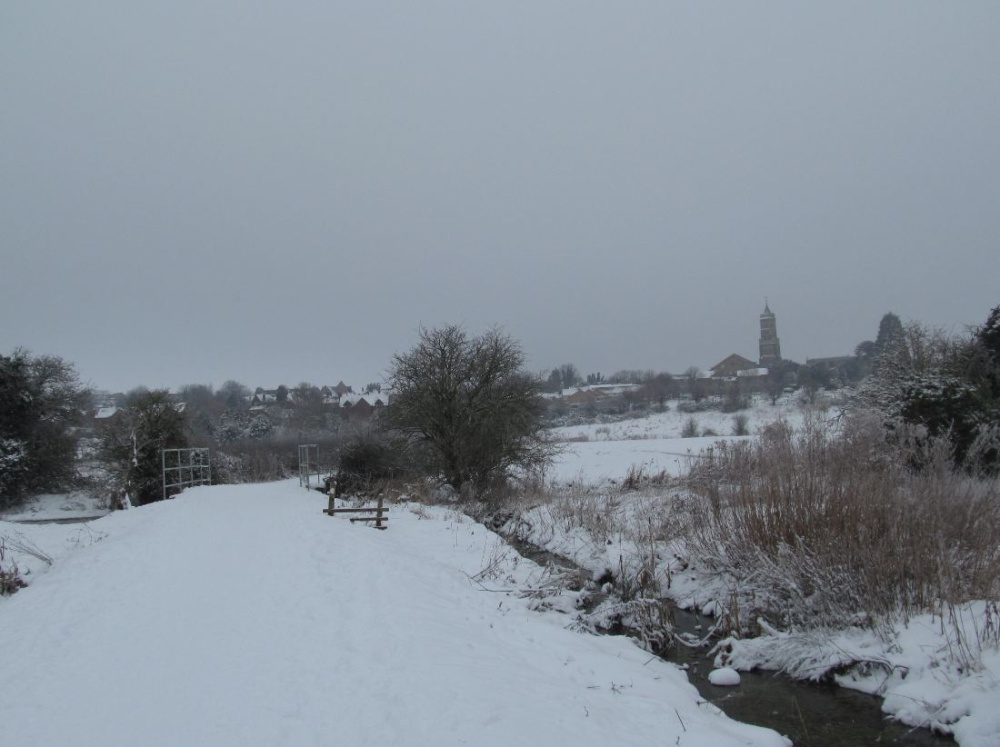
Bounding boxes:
[731,414,750,436]
[0,562,25,595]
[334,428,407,498]
[0,438,28,508]
[849,312,1000,474]
[96,390,188,505]
[573,597,674,654]
[621,463,664,491]
[1,351,89,507]
[247,415,272,440]
[210,451,249,484]
[676,399,713,414]
[0,539,27,596]
[684,414,1000,636]
[681,417,699,438]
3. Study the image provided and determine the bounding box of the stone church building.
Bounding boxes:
[758,301,782,366]
[700,302,783,395]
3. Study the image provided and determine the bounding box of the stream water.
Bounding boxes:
[506,536,954,747]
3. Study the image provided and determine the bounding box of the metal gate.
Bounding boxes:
[298,443,320,488]
[162,447,212,500]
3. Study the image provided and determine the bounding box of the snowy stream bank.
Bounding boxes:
[501,532,954,747]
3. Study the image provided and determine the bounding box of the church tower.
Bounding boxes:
[758,301,781,367]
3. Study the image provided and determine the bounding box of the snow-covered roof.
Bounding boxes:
[94,406,119,419]
[339,392,389,407]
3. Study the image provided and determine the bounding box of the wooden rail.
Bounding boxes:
[323,493,388,529]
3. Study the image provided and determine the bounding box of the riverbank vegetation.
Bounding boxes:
[685,415,1000,637]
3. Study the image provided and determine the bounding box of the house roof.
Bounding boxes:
[710,353,758,373]
[340,392,389,408]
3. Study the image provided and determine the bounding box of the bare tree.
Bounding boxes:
[684,366,707,403]
[386,325,554,492]
[639,372,675,411]
[543,368,563,393]
[558,363,581,389]
[216,380,251,410]
[289,382,328,433]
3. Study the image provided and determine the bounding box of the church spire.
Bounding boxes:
[759,301,781,366]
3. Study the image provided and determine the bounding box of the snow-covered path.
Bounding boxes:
[1,481,786,747]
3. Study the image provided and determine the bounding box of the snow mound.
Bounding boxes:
[709,668,742,687]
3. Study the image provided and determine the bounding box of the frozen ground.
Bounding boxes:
[550,395,805,442]
[0,480,787,747]
[524,398,1000,746]
[547,435,733,484]
[0,490,108,522]
[546,396,807,484]
[6,395,992,745]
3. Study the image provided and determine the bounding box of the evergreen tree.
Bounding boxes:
[0,350,88,507]
[875,312,908,361]
[544,369,563,393]
[97,389,188,505]
[852,310,1000,472]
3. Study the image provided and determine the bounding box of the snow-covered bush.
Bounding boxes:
[849,310,1000,474]
[0,538,27,595]
[1,350,89,508]
[0,438,28,507]
[96,390,188,505]
[681,417,699,438]
[731,414,750,436]
[684,414,1000,635]
[334,428,408,498]
[211,441,300,484]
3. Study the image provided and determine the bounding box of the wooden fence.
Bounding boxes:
[323,492,388,530]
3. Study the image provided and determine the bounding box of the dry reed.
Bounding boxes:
[685,413,1000,633]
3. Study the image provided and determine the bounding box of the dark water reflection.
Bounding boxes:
[669,607,953,747]
[507,536,953,747]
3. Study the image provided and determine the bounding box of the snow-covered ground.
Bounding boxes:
[0,490,108,522]
[528,399,1000,746]
[547,435,732,484]
[550,396,804,443]
[5,396,994,745]
[0,480,787,747]
[546,397,806,485]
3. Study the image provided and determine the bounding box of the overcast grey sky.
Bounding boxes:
[2,2,998,393]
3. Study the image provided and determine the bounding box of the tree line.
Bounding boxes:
[4,305,998,510]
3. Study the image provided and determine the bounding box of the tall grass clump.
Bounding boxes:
[685,413,1000,635]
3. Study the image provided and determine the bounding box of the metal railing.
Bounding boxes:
[162,447,212,500]
[298,443,321,488]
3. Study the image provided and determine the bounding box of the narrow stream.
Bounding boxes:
[505,535,953,747]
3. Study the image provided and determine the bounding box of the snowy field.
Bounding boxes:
[546,397,805,484]
[0,481,787,747]
[547,435,733,484]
